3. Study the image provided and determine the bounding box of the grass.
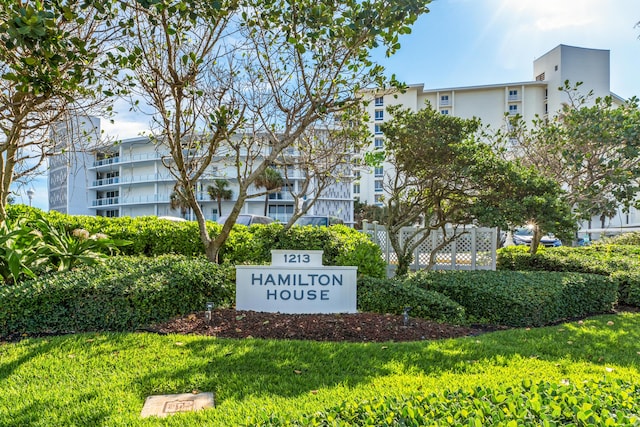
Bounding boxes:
[1,313,640,426]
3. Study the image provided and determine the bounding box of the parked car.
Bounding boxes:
[217,214,274,226]
[294,215,344,227]
[512,227,562,247]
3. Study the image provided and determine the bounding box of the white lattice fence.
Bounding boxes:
[362,221,497,276]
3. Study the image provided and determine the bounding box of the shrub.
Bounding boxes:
[226,223,386,278]
[357,276,466,324]
[0,255,235,338]
[406,270,617,327]
[601,231,640,246]
[8,207,386,278]
[610,270,640,306]
[252,379,640,426]
[498,245,640,307]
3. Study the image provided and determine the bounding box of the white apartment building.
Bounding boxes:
[360,44,636,236]
[48,119,354,224]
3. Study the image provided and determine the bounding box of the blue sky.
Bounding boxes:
[372,0,640,98]
[18,0,640,211]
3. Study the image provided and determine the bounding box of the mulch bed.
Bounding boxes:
[149,309,505,343]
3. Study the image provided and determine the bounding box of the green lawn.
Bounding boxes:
[2,313,640,426]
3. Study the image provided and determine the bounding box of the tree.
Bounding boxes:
[503,82,640,226]
[275,115,366,228]
[120,0,430,262]
[379,104,501,275]
[169,185,190,218]
[380,104,574,274]
[254,168,284,216]
[353,199,388,229]
[473,164,575,254]
[0,0,120,224]
[207,180,233,217]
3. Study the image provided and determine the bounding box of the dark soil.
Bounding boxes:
[149,309,503,343]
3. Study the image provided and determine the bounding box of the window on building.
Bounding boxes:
[268,204,294,222]
[374,124,383,135]
[508,89,518,100]
[374,166,383,177]
[374,180,383,192]
[536,72,545,81]
[508,105,518,115]
[374,194,384,205]
[374,137,384,149]
[353,170,361,179]
[554,65,558,71]
[440,94,450,106]
[440,109,449,115]
[353,183,360,193]
[269,183,293,199]
[374,96,384,106]
[374,110,384,121]
[102,209,119,218]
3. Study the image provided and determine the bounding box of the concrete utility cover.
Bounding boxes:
[140,392,215,418]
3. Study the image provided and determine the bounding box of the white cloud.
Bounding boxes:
[101,118,150,140]
[500,0,599,31]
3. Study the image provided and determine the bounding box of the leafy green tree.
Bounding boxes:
[354,199,388,229]
[474,164,575,254]
[380,103,574,273]
[207,180,233,217]
[254,167,284,216]
[0,0,120,224]
[380,104,500,275]
[503,82,640,225]
[120,0,430,262]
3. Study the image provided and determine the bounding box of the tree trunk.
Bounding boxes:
[388,229,413,277]
[395,252,413,277]
[529,224,542,255]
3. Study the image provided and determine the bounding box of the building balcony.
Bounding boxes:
[119,174,175,185]
[439,99,451,106]
[508,95,521,102]
[92,157,119,167]
[91,177,120,187]
[119,152,164,164]
[92,197,119,206]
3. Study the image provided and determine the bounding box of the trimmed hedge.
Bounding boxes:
[8,206,386,278]
[357,277,466,324]
[602,231,640,246]
[251,379,640,426]
[611,271,640,307]
[498,245,640,306]
[0,255,235,338]
[405,270,617,327]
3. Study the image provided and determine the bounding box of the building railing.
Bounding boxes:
[508,94,521,101]
[93,157,119,167]
[119,152,164,163]
[92,197,119,206]
[91,177,120,187]
[119,174,174,184]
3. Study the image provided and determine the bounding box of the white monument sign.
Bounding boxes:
[236,250,357,314]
